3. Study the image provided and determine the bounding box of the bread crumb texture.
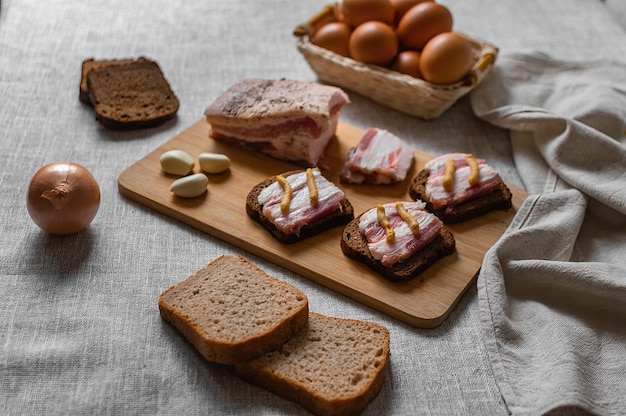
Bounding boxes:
[250,313,389,396]
[160,255,307,343]
[93,68,176,119]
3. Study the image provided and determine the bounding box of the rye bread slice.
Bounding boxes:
[341,211,456,281]
[79,57,150,104]
[408,169,513,224]
[235,312,390,416]
[158,255,309,365]
[86,60,179,129]
[246,170,354,244]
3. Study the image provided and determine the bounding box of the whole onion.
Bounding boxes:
[27,162,101,235]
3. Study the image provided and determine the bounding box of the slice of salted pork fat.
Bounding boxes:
[341,128,414,185]
[204,79,350,167]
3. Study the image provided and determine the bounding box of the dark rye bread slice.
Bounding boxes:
[235,312,390,416]
[246,170,354,244]
[341,212,456,282]
[79,57,150,104]
[158,255,309,365]
[408,169,513,224]
[86,60,179,129]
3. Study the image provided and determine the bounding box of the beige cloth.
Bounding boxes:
[471,53,626,415]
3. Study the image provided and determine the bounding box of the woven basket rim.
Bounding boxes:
[293,4,499,119]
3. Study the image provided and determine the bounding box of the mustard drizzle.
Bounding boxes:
[376,204,395,244]
[442,158,456,191]
[395,202,420,235]
[466,154,480,186]
[306,168,318,205]
[276,174,292,213]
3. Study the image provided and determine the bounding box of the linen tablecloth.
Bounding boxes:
[1,1,625,415]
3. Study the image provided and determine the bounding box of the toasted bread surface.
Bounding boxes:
[235,312,390,416]
[158,255,309,364]
[408,169,513,223]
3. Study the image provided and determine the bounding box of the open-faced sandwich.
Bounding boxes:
[409,153,513,223]
[341,201,455,281]
[247,168,354,243]
[204,79,350,167]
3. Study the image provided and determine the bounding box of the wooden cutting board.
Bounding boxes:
[118,119,526,328]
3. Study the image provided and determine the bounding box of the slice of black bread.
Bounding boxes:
[408,169,513,224]
[86,59,179,130]
[246,170,354,244]
[341,211,455,281]
[79,57,150,104]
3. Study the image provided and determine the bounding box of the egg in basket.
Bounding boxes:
[294,1,498,119]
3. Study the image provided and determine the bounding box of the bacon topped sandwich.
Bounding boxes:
[409,153,513,223]
[341,201,455,281]
[204,79,350,167]
[247,168,354,243]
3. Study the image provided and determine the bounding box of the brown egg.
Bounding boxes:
[419,32,474,84]
[396,2,453,50]
[391,50,422,78]
[312,22,352,57]
[341,0,395,28]
[389,0,432,21]
[349,21,399,66]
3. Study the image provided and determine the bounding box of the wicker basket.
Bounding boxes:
[294,4,499,119]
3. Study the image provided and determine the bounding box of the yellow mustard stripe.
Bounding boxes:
[306,168,318,206]
[376,204,395,244]
[443,158,456,191]
[395,202,419,235]
[276,174,292,213]
[466,154,480,186]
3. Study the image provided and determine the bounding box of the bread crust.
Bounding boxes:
[158,255,309,365]
[408,169,513,223]
[246,170,354,243]
[341,211,456,281]
[235,313,390,416]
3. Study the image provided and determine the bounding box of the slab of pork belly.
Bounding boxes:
[204,79,350,166]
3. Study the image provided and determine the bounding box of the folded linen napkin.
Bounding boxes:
[470,53,626,415]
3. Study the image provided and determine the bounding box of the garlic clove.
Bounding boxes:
[170,173,208,198]
[199,152,231,174]
[160,150,195,176]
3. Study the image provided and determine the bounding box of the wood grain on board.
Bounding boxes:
[118,119,526,328]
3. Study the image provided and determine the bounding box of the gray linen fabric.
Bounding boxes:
[1,0,625,415]
[471,54,626,415]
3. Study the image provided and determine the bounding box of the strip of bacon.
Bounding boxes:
[258,169,346,235]
[341,128,414,184]
[424,153,503,209]
[359,201,442,267]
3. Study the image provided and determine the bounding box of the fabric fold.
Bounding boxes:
[470,52,626,415]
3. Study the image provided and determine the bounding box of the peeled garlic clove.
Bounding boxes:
[170,173,208,198]
[160,150,195,176]
[199,152,231,174]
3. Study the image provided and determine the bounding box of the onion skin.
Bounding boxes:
[27,162,101,235]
